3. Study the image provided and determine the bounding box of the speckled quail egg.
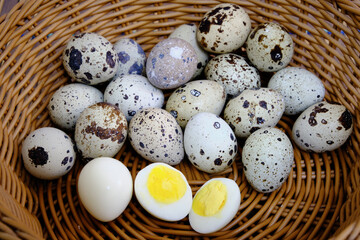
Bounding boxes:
[63,32,119,85]
[224,88,285,138]
[267,67,325,115]
[189,178,241,234]
[75,102,127,160]
[197,3,251,53]
[128,108,184,165]
[242,127,294,193]
[246,22,294,72]
[205,53,260,97]
[146,38,198,89]
[169,23,209,79]
[21,127,76,180]
[113,38,146,77]
[166,80,226,128]
[48,83,103,130]
[292,101,353,152]
[104,75,164,122]
[184,112,238,173]
[134,162,192,221]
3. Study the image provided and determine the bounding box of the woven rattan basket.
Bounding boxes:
[0,0,360,239]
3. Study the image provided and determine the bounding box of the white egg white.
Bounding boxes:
[134,162,193,221]
[189,178,241,234]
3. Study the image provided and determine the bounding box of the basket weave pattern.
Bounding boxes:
[0,0,359,239]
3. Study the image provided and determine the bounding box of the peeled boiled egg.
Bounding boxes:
[134,162,192,221]
[77,157,133,222]
[189,178,241,234]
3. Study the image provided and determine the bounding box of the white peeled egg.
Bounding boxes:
[77,157,133,222]
[134,162,192,221]
[189,178,241,234]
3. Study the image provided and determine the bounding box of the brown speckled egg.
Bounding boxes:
[292,101,353,152]
[146,38,198,89]
[196,3,251,53]
[246,22,294,72]
[128,108,184,165]
[205,53,260,97]
[75,102,127,160]
[63,32,119,85]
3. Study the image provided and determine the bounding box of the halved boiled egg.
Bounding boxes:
[134,162,192,221]
[189,178,241,234]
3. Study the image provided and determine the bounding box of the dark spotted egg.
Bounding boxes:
[184,112,238,174]
[62,32,119,85]
[21,127,76,180]
[292,101,353,152]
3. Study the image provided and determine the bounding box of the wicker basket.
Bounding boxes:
[0,0,359,239]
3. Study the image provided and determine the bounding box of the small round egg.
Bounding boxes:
[77,157,133,222]
[197,3,251,53]
[63,32,119,85]
[267,67,325,115]
[189,178,241,234]
[113,38,146,77]
[48,83,104,130]
[169,23,209,79]
[242,127,294,193]
[104,75,164,122]
[75,102,127,160]
[166,80,226,128]
[224,88,285,138]
[134,162,192,221]
[204,53,260,97]
[128,108,184,165]
[146,38,198,89]
[246,22,294,72]
[292,101,353,152]
[184,112,238,173]
[21,127,76,180]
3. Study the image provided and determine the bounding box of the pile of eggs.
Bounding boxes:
[21,3,354,234]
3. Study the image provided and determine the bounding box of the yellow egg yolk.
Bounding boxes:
[147,165,187,204]
[192,180,227,216]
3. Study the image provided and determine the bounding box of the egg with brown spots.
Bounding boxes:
[292,101,353,152]
[74,102,127,160]
[63,32,119,85]
[242,127,294,193]
[128,108,184,165]
[196,3,251,53]
[224,88,285,138]
[184,112,238,173]
[246,22,294,72]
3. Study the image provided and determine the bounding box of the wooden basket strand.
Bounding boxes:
[0,0,359,239]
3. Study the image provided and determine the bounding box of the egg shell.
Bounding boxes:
[146,38,198,89]
[134,162,192,221]
[246,22,294,72]
[224,88,285,138]
[21,127,76,180]
[184,112,238,173]
[74,102,128,160]
[189,178,241,234]
[204,53,260,97]
[169,23,209,79]
[104,75,164,122]
[267,67,325,115]
[128,108,184,165]
[292,101,353,152]
[113,38,146,77]
[242,127,294,193]
[62,32,119,85]
[166,80,226,128]
[197,3,251,53]
[77,157,133,222]
[48,83,104,130]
